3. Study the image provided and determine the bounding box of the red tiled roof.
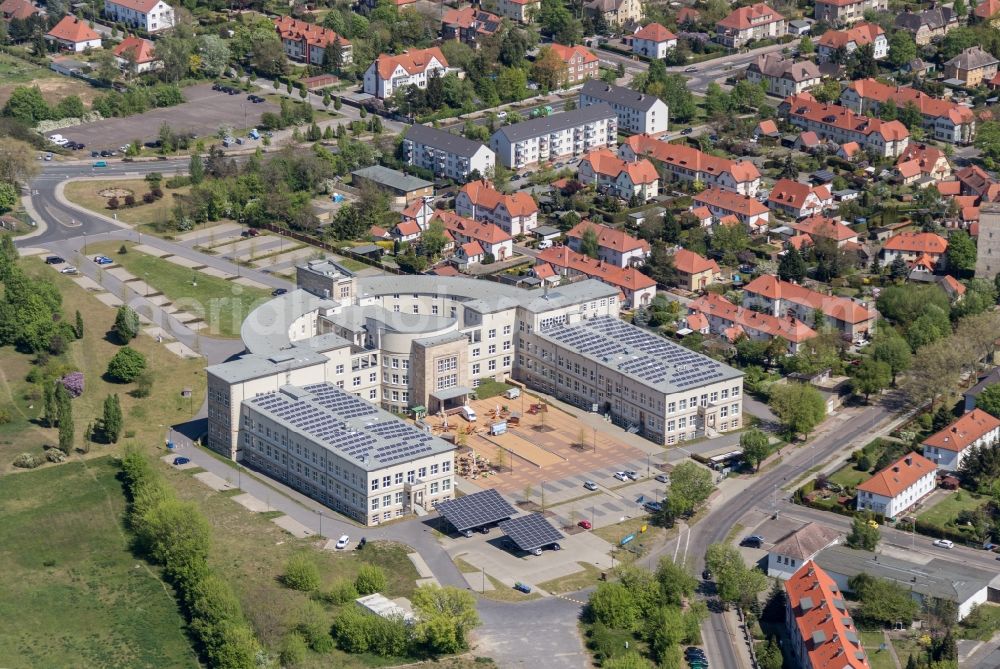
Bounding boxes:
[792,215,857,242]
[459,180,537,217]
[689,292,816,342]
[106,0,161,12]
[744,275,874,324]
[883,231,947,254]
[432,265,460,276]
[533,262,556,279]
[442,6,501,33]
[782,93,909,142]
[460,241,485,257]
[537,247,656,291]
[274,16,350,49]
[769,179,831,211]
[434,210,512,245]
[757,119,779,135]
[840,141,861,157]
[924,408,999,452]
[375,47,447,80]
[717,3,784,30]
[394,220,422,237]
[581,149,658,185]
[896,143,948,175]
[694,188,769,217]
[939,274,967,296]
[858,452,936,497]
[784,562,870,669]
[623,134,761,184]
[47,16,100,44]
[566,220,649,254]
[817,22,884,49]
[1,0,37,18]
[937,180,962,196]
[687,312,709,331]
[798,131,821,147]
[634,22,677,42]
[676,7,701,23]
[548,43,599,66]
[691,206,713,221]
[113,36,156,63]
[673,248,719,275]
[975,0,1000,18]
[846,79,974,125]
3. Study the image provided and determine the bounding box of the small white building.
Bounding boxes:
[579,80,669,136]
[577,149,659,202]
[355,593,416,624]
[104,0,174,33]
[363,47,450,100]
[922,408,1000,472]
[767,522,841,580]
[856,452,937,519]
[45,16,102,52]
[631,22,677,59]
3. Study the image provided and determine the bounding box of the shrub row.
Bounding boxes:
[120,448,261,668]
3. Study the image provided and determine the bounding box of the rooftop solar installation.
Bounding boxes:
[498,513,564,552]
[436,488,517,533]
[538,316,739,393]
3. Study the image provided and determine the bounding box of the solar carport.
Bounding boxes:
[436,489,516,536]
[499,513,564,553]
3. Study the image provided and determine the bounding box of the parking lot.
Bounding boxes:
[53,83,279,153]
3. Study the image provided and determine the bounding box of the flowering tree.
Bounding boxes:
[61,372,84,398]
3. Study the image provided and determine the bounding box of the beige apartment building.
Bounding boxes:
[814,0,887,25]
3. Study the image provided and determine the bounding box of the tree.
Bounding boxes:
[56,382,73,454]
[43,381,57,428]
[974,121,1000,162]
[705,543,768,610]
[588,582,639,629]
[871,333,911,385]
[0,182,16,214]
[889,255,909,281]
[580,226,599,258]
[740,428,770,472]
[655,557,698,606]
[2,85,50,125]
[778,246,807,283]
[846,512,880,551]
[667,461,714,516]
[106,346,147,383]
[0,138,41,187]
[189,153,204,184]
[799,36,815,54]
[198,35,230,77]
[93,49,120,84]
[758,638,783,669]
[355,564,387,595]
[768,382,826,439]
[102,393,123,443]
[283,553,320,591]
[946,230,976,278]
[888,30,917,68]
[531,46,567,91]
[849,573,919,626]
[113,305,140,343]
[279,633,308,666]
[976,384,1000,419]
[852,359,891,402]
[411,585,480,654]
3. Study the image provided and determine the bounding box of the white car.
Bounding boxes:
[49,136,69,146]
[933,539,954,549]
[497,111,507,120]
[335,534,350,549]
[60,265,78,274]
[613,471,628,482]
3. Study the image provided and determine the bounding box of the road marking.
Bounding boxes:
[554,594,587,606]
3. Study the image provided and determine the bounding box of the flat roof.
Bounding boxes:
[436,488,517,533]
[206,348,331,384]
[245,382,455,471]
[351,165,433,193]
[537,315,743,394]
[241,288,339,355]
[493,103,616,143]
[499,513,564,551]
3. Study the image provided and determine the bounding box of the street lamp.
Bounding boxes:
[319,510,323,538]
[83,232,88,255]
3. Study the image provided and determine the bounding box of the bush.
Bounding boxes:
[279,632,308,666]
[133,372,154,398]
[106,346,147,383]
[13,452,40,468]
[60,371,84,398]
[165,176,191,189]
[123,194,136,207]
[107,197,119,210]
[332,608,372,653]
[113,305,140,343]
[0,407,11,424]
[282,553,320,591]
[296,601,334,652]
[151,187,163,198]
[355,564,387,595]
[143,192,155,204]
[321,579,359,604]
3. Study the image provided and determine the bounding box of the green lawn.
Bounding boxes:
[537,562,603,594]
[959,603,1000,641]
[0,458,197,668]
[916,491,986,529]
[827,462,871,490]
[90,241,270,338]
[0,51,49,85]
[860,632,894,669]
[63,179,191,228]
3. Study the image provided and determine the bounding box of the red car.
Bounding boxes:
[578,519,592,530]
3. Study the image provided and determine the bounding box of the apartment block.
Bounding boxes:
[536,246,657,308]
[579,80,669,136]
[780,93,909,158]
[620,134,761,195]
[548,43,599,85]
[577,149,659,202]
[273,16,352,67]
[566,220,650,268]
[856,452,936,519]
[401,125,496,182]
[746,54,821,98]
[688,293,816,354]
[489,104,618,168]
[817,22,887,63]
[104,0,173,33]
[496,0,539,23]
[841,78,975,144]
[814,0,886,25]
[784,562,870,669]
[715,3,786,48]
[922,408,1000,472]
[455,179,538,236]
[363,47,449,99]
[742,275,876,342]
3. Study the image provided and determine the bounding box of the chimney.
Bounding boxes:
[905,455,912,466]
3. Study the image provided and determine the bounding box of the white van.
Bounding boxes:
[460,406,477,422]
[504,387,521,400]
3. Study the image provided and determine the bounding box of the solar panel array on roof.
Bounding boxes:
[498,513,564,552]
[436,489,517,533]
[305,383,378,419]
[541,316,728,390]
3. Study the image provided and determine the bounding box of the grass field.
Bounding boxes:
[917,491,986,529]
[860,631,894,669]
[89,241,270,338]
[0,457,197,668]
[64,179,191,227]
[0,258,206,472]
[959,603,1000,641]
[827,462,871,490]
[0,52,100,109]
[537,562,603,594]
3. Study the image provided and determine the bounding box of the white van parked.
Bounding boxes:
[460,405,477,422]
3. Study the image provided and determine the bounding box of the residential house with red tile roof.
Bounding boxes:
[455,179,538,236]
[547,43,599,85]
[895,143,952,182]
[857,452,936,518]
[767,523,841,580]
[46,16,102,52]
[454,241,485,269]
[1,0,38,20]
[537,246,656,308]
[104,0,174,33]
[791,215,859,247]
[780,93,909,158]
[566,220,650,268]
[784,562,870,669]
[433,210,513,260]
[756,119,780,139]
[841,78,975,144]
[676,7,700,26]
[817,22,887,62]
[632,22,677,58]
[578,149,659,201]
[837,141,862,160]
[923,408,1000,472]
[880,231,948,269]
[363,47,449,99]
[692,188,770,232]
[113,35,160,73]
[938,274,966,301]
[685,312,710,334]
[814,0,886,24]
[392,219,423,242]
[742,275,876,342]
[975,0,1000,20]
[768,179,833,219]
[673,249,720,291]
[715,3,786,48]
[585,0,643,28]
[956,165,1000,202]
[688,292,816,353]
[441,7,501,49]
[274,16,352,67]
[496,0,539,22]
[620,134,761,195]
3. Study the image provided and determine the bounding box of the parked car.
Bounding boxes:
[578,519,592,530]
[583,480,598,491]
[933,539,954,549]
[684,66,697,72]
[655,473,669,483]
[644,501,662,513]
[241,228,260,237]
[44,152,53,161]
[45,256,65,264]
[93,255,113,265]
[91,150,100,158]
[93,161,107,168]
[613,471,628,482]
[60,265,78,274]
[335,535,350,549]
[624,470,638,480]
[548,542,561,551]
[513,582,532,593]
[271,288,288,296]
[172,456,190,465]
[740,535,764,548]
[680,127,694,135]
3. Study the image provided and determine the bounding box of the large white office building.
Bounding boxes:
[489,104,618,168]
